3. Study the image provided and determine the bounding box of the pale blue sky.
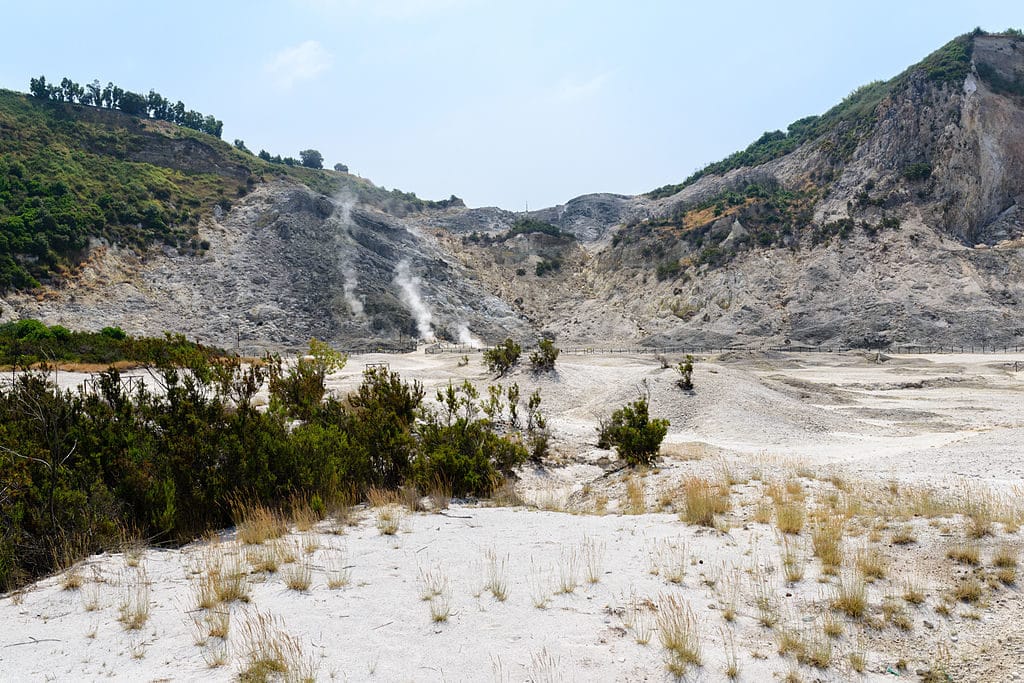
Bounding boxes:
[2,1,1020,209]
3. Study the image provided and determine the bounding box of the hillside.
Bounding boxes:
[3,30,1024,349]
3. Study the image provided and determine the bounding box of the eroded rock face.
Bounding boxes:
[1,182,532,350]
[4,35,1024,350]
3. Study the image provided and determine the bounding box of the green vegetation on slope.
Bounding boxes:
[0,347,541,591]
[0,85,463,292]
[0,318,222,367]
[647,31,981,199]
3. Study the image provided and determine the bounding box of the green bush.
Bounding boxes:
[902,162,933,181]
[597,399,669,467]
[529,339,559,373]
[676,355,694,391]
[414,381,528,496]
[483,338,521,377]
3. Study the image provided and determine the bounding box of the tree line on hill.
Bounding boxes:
[28,75,223,138]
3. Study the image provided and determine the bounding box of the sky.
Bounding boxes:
[1,1,1021,209]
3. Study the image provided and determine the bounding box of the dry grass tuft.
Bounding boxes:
[854,545,889,581]
[680,477,730,527]
[811,513,844,574]
[283,559,312,591]
[375,504,404,536]
[234,500,288,546]
[952,576,984,603]
[624,475,646,515]
[902,575,926,605]
[326,545,351,589]
[775,499,806,535]
[831,573,867,618]
[117,569,151,631]
[946,542,981,566]
[653,540,688,585]
[657,594,702,676]
[582,537,606,584]
[484,549,509,601]
[237,610,317,682]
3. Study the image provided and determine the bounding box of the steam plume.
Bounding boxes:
[394,259,434,340]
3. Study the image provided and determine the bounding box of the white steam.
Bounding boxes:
[333,191,365,318]
[456,322,483,347]
[394,259,434,340]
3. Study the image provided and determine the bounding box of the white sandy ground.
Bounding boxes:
[2,351,1024,681]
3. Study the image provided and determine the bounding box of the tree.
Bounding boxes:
[333,163,349,173]
[28,76,49,99]
[675,355,694,391]
[529,338,559,373]
[118,90,148,116]
[258,149,272,161]
[299,149,324,169]
[597,399,668,467]
[234,139,250,153]
[483,338,521,377]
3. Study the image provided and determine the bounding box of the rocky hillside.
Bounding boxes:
[3,31,1024,350]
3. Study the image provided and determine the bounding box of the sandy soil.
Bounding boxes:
[2,351,1023,681]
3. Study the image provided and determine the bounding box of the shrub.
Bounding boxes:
[267,338,347,421]
[483,338,521,377]
[414,381,528,496]
[529,339,559,373]
[598,399,669,467]
[902,162,933,181]
[675,355,694,390]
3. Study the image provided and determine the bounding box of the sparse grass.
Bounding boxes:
[902,575,926,605]
[326,546,352,589]
[246,544,280,574]
[722,627,740,679]
[484,549,509,601]
[657,594,702,676]
[374,505,404,536]
[206,608,230,639]
[776,499,806,535]
[946,541,981,565]
[750,568,779,627]
[214,555,251,603]
[753,498,773,524]
[61,565,84,590]
[301,533,320,555]
[993,543,1018,569]
[288,492,321,532]
[624,475,646,515]
[855,545,889,581]
[234,500,289,546]
[428,477,452,512]
[952,576,984,603]
[117,570,151,631]
[882,596,913,630]
[556,548,579,594]
[81,583,101,611]
[582,537,606,584]
[419,564,449,601]
[849,650,866,672]
[237,611,317,682]
[529,563,551,609]
[429,591,452,622]
[811,513,844,574]
[780,537,804,584]
[203,641,229,668]
[653,540,688,585]
[831,574,867,618]
[822,612,843,637]
[680,477,730,527]
[283,559,312,591]
[890,525,916,545]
